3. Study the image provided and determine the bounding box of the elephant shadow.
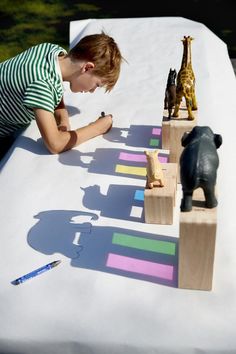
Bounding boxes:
[27,209,178,287]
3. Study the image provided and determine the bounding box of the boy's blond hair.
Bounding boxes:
[68,32,123,92]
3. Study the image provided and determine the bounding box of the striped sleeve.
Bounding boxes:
[22,80,55,113]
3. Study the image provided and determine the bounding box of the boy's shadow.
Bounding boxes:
[17,136,50,155]
[12,121,164,158]
[27,209,178,287]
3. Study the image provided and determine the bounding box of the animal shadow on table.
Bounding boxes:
[27,210,98,259]
[103,124,163,149]
[27,209,178,287]
[81,184,145,222]
[59,147,168,179]
[57,121,168,168]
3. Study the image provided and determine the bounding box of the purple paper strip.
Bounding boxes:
[106,253,173,280]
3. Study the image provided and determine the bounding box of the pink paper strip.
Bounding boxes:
[152,128,161,135]
[119,152,167,163]
[119,152,146,162]
[159,156,168,163]
[106,253,173,280]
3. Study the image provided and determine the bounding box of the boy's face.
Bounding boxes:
[70,61,103,93]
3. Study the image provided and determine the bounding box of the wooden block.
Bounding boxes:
[161,111,171,150]
[169,117,197,164]
[178,188,217,291]
[144,169,176,225]
[162,162,178,185]
[161,163,178,206]
[162,102,198,182]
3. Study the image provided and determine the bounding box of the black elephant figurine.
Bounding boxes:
[180,126,222,212]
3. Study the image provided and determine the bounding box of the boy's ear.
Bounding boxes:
[83,62,95,72]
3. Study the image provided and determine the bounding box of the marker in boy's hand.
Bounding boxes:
[99,111,113,118]
[98,111,113,133]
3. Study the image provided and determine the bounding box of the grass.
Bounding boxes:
[0,0,103,61]
[0,0,235,62]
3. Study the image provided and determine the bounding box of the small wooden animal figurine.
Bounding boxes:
[180,126,222,212]
[173,36,198,121]
[164,68,177,119]
[145,149,165,188]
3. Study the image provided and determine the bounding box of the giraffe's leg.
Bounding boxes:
[185,95,194,120]
[192,88,198,110]
[173,94,182,117]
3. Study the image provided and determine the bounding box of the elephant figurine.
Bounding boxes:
[180,126,222,212]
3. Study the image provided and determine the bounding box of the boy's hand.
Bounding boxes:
[91,114,113,134]
[102,114,113,133]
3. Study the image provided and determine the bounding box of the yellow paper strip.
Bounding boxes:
[115,164,146,176]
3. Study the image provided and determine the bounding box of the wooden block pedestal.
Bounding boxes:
[162,163,178,189]
[178,188,217,291]
[144,163,177,225]
[161,114,171,150]
[162,105,197,182]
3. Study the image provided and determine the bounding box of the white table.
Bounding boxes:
[1,17,236,354]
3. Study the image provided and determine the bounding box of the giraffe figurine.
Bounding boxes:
[173,36,198,121]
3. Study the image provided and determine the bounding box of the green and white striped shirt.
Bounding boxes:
[0,42,67,137]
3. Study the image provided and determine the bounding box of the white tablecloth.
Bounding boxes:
[0,17,236,354]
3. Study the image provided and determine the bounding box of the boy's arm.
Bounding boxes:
[34,108,112,154]
[54,98,71,132]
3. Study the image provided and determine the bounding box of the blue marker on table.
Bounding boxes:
[12,260,61,285]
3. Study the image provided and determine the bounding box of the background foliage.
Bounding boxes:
[0,0,235,62]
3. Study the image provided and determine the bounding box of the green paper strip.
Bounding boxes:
[112,232,175,255]
[149,138,159,147]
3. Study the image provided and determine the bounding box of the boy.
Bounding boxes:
[0,32,123,159]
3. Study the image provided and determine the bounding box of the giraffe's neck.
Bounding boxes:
[181,40,192,69]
